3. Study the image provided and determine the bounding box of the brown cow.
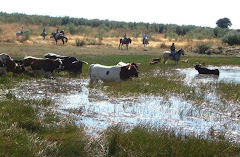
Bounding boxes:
[0,53,24,74]
[23,56,63,77]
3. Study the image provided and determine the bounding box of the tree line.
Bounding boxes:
[0,12,240,45]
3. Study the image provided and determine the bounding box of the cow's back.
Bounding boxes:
[89,64,121,82]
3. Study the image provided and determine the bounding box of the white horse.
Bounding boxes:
[163,49,184,65]
[143,37,149,48]
[16,30,29,36]
[41,32,47,40]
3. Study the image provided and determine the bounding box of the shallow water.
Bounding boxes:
[8,66,240,142]
[178,66,240,86]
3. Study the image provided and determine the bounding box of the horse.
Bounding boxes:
[143,37,149,50]
[163,48,185,65]
[41,32,47,40]
[119,38,131,50]
[16,30,30,36]
[50,30,68,45]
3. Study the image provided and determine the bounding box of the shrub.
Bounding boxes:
[222,31,240,46]
[75,39,85,46]
[195,42,212,54]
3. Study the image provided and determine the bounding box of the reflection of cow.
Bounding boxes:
[44,53,88,74]
[194,64,219,75]
[89,64,138,82]
[23,56,63,77]
[0,53,24,74]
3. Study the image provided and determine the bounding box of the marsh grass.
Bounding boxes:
[0,98,88,156]
[105,125,240,156]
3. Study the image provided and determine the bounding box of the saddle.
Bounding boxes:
[170,53,175,60]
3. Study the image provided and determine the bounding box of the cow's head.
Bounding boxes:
[194,64,201,70]
[120,65,138,80]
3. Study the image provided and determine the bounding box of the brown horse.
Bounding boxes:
[50,30,68,45]
[119,38,131,50]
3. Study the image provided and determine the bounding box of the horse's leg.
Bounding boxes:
[163,58,167,64]
[55,39,57,45]
[126,44,128,50]
[62,39,64,45]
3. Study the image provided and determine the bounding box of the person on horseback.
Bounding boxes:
[55,27,60,39]
[170,43,176,59]
[123,33,127,42]
[143,33,148,44]
[20,27,24,34]
[43,27,46,33]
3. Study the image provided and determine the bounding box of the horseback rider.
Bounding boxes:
[55,27,60,39]
[123,33,127,42]
[20,27,24,34]
[143,33,148,44]
[43,27,46,33]
[170,43,176,59]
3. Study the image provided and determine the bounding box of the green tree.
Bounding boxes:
[216,17,232,29]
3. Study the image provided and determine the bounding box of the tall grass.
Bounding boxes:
[0,98,88,156]
[105,125,240,156]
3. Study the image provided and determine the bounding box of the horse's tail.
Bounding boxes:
[120,39,122,44]
[65,37,68,43]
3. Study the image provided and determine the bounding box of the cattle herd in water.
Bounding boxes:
[0,52,220,81]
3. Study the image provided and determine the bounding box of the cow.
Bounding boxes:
[117,61,140,70]
[149,57,161,65]
[89,64,138,82]
[194,64,219,75]
[182,59,189,63]
[23,56,63,77]
[44,53,88,74]
[0,53,24,74]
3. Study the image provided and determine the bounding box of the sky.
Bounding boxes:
[0,0,239,29]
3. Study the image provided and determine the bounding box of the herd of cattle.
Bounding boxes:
[0,53,219,82]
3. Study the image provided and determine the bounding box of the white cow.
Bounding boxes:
[89,64,138,82]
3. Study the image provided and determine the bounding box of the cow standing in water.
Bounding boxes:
[44,53,88,74]
[194,64,219,75]
[23,56,63,77]
[89,64,138,82]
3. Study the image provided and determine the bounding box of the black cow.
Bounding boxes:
[194,65,219,75]
[44,53,88,74]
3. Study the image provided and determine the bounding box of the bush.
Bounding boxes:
[222,31,240,46]
[195,42,212,54]
[75,39,85,46]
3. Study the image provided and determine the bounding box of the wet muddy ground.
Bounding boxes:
[5,66,240,142]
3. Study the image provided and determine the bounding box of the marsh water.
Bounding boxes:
[7,66,240,142]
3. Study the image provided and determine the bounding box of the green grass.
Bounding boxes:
[106,125,240,157]
[0,98,88,156]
